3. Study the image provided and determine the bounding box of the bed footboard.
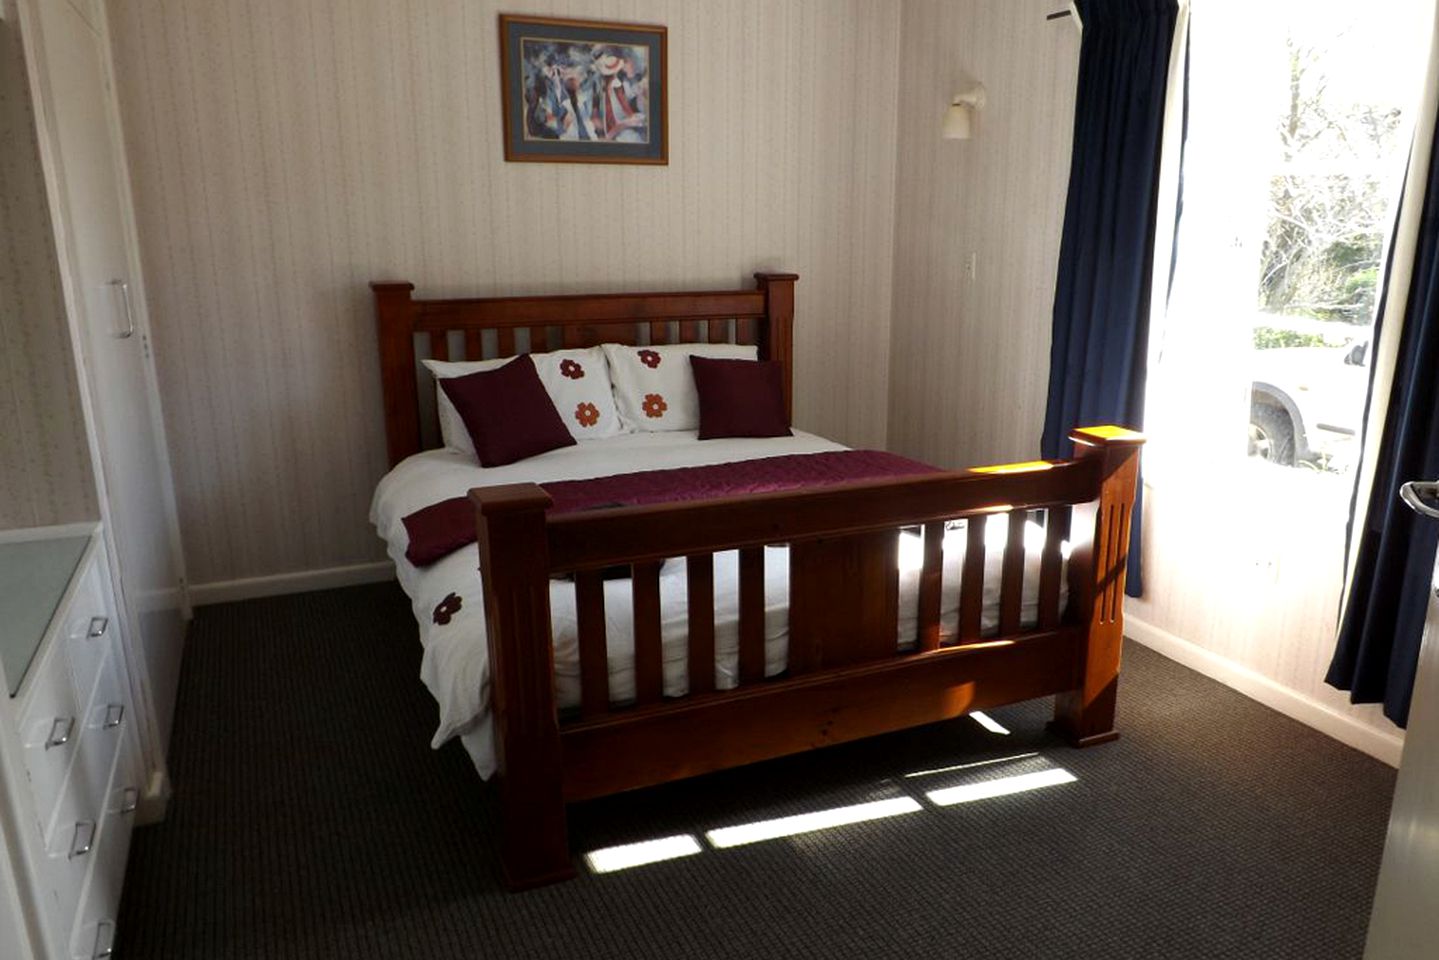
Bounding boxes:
[473,426,1142,889]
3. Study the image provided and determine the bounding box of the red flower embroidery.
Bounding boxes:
[637,349,661,369]
[433,593,463,625]
[559,359,585,380]
[575,402,600,428]
[642,393,668,419]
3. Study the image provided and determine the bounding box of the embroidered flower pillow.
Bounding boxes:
[601,343,758,432]
[423,346,625,458]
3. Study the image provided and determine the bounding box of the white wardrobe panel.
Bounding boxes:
[23,0,187,811]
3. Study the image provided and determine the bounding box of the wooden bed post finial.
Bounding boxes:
[754,272,798,423]
[470,483,574,889]
[1050,425,1144,748]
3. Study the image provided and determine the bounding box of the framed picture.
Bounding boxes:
[499,15,668,165]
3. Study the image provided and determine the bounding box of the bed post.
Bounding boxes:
[1049,426,1145,748]
[372,281,421,467]
[754,272,797,422]
[470,484,574,889]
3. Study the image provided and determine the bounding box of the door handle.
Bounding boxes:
[107,279,136,339]
[1400,481,1439,521]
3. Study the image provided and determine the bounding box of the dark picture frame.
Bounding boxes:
[498,14,668,165]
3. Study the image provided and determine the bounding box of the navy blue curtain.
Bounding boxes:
[1327,114,1439,728]
[1041,0,1179,598]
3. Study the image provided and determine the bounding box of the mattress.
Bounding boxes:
[371,430,1065,778]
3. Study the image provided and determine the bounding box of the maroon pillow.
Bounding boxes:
[690,356,792,440]
[439,355,576,466]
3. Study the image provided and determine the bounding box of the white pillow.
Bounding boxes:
[601,343,760,432]
[423,347,626,456]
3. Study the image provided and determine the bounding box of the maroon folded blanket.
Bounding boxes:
[401,449,939,567]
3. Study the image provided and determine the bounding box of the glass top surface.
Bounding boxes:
[0,535,91,697]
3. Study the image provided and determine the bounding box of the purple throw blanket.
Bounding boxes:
[401,449,939,567]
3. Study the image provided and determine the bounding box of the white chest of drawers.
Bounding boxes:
[0,526,142,960]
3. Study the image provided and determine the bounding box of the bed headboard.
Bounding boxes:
[371,273,798,467]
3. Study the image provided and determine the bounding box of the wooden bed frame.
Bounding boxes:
[372,273,1143,890]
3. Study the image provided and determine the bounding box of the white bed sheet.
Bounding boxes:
[370,430,1064,778]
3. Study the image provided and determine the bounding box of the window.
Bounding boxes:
[1148,0,1431,488]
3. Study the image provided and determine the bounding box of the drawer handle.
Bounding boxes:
[87,616,109,639]
[102,703,125,730]
[46,716,76,749]
[69,820,96,859]
[93,920,115,959]
[117,786,140,815]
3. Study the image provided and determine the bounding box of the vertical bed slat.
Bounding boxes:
[431,331,450,362]
[738,547,765,684]
[708,318,729,343]
[999,511,1028,635]
[632,561,663,705]
[680,320,701,343]
[464,330,483,360]
[563,324,584,349]
[575,571,609,718]
[649,320,670,345]
[958,517,986,642]
[1038,506,1069,630]
[686,554,716,695]
[736,317,756,345]
[916,522,944,652]
[497,327,516,357]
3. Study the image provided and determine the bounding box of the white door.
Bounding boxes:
[23,0,186,803]
[1364,484,1439,960]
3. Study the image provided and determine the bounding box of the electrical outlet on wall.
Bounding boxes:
[1249,553,1281,584]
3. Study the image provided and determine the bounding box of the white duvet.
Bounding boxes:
[370,431,1063,778]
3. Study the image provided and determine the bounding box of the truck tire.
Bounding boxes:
[1249,401,1296,465]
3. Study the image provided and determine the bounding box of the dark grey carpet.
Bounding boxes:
[117,583,1395,959]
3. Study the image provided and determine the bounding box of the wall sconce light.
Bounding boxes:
[942,84,987,140]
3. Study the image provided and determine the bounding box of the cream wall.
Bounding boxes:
[887,0,1079,469]
[0,15,96,531]
[1126,474,1400,760]
[104,0,901,586]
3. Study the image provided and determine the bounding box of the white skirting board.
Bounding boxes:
[1125,614,1404,768]
[188,561,396,607]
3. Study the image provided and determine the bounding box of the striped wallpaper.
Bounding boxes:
[887,0,1079,469]
[105,0,902,585]
[0,16,97,531]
